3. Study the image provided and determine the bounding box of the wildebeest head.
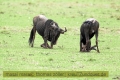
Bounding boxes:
[45,19,67,34]
[44,19,67,47]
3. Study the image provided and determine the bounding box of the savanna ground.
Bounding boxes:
[0,0,120,80]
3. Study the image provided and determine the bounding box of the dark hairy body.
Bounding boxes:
[80,18,100,53]
[29,15,67,49]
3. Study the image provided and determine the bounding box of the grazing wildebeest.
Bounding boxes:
[80,18,100,53]
[29,15,67,49]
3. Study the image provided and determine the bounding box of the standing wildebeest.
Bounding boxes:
[29,15,67,49]
[80,18,100,53]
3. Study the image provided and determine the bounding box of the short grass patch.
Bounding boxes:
[0,0,120,80]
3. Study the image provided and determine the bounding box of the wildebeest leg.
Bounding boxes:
[41,43,45,48]
[90,45,97,50]
[43,35,49,48]
[44,40,48,48]
[41,43,50,48]
[47,43,50,48]
[85,32,90,52]
[88,41,97,51]
[82,43,87,52]
[82,41,96,52]
[80,34,83,52]
[95,31,100,53]
[32,27,36,47]
[88,40,91,50]
[50,37,55,49]
[50,43,53,49]
[80,42,82,52]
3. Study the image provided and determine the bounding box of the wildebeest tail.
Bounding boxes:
[29,28,34,47]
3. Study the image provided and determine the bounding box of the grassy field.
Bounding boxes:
[0,0,120,80]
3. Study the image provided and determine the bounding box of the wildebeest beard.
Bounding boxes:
[47,26,61,45]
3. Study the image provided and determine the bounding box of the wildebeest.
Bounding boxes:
[80,18,100,53]
[29,15,67,49]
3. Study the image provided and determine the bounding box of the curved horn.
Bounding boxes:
[64,27,67,32]
[60,27,67,34]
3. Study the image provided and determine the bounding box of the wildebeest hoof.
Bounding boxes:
[47,44,51,48]
[80,49,87,52]
[97,50,100,53]
[41,44,44,47]
[41,44,48,48]
[29,43,33,47]
[49,47,53,49]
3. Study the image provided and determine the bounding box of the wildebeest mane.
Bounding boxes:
[44,19,60,44]
[44,19,54,41]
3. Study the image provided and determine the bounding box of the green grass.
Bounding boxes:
[0,0,120,80]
